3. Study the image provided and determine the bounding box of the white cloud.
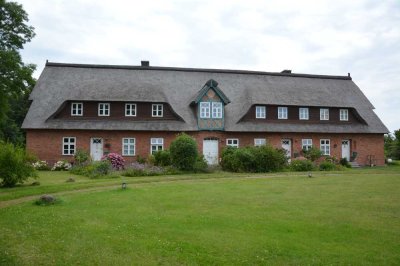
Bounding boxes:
[17,0,400,132]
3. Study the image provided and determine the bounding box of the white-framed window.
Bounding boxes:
[226,138,239,148]
[278,107,288,119]
[62,137,76,155]
[200,102,210,118]
[212,102,223,118]
[125,103,136,116]
[299,108,309,120]
[98,103,110,116]
[150,138,164,154]
[256,106,266,119]
[320,139,330,155]
[71,102,83,116]
[122,138,135,156]
[320,108,329,120]
[340,109,349,121]
[152,104,163,117]
[254,138,266,146]
[302,139,312,151]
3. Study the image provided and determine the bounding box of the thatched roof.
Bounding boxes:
[22,62,388,133]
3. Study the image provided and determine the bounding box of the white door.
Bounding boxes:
[281,139,292,162]
[90,138,103,161]
[203,139,219,165]
[342,140,350,160]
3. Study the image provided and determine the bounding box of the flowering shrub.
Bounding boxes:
[51,160,72,171]
[70,161,112,178]
[32,160,50,170]
[121,162,179,177]
[131,162,164,174]
[101,153,125,170]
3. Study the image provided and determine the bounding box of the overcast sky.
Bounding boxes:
[16,0,400,133]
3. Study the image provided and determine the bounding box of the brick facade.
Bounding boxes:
[26,129,385,166]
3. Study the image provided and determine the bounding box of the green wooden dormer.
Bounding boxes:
[191,79,231,131]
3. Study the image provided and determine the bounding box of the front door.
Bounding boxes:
[203,138,219,165]
[90,138,103,161]
[281,139,292,162]
[342,140,350,161]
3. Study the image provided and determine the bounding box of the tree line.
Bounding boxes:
[385,130,400,160]
[0,0,36,145]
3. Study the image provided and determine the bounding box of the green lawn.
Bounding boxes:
[1,166,399,265]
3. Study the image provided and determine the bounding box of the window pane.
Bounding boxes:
[200,102,210,118]
[278,107,287,119]
[256,106,266,118]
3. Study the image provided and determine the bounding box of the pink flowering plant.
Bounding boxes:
[101,153,125,170]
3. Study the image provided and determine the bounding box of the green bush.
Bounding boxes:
[303,147,323,162]
[290,159,314,171]
[70,161,112,178]
[232,147,256,172]
[0,142,37,187]
[339,158,351,168]
[74,149,90,165]
[221,145,287,173]
[319,161,336,171]
[220,146,237,171]
[193,155,208,173]
[136,155,146,164]
[252,146,287,172]
[170,133,198,171]
[154,150,171,166]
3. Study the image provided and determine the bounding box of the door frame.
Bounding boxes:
[203,138,219,165]
[341,139,351,161]
[281,138,292,162]
[90,137,104,161]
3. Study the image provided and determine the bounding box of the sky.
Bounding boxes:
[15,0,400,133]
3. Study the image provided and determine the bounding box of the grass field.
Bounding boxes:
[1,165,399,265]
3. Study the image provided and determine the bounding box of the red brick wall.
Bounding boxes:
[26,129,385,166]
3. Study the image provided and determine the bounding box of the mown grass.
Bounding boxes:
[0,165,399,265]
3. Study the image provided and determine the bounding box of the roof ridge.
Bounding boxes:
[45,61,352,80]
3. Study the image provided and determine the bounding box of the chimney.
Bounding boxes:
[281,69,292,73]
[141,60,150,67]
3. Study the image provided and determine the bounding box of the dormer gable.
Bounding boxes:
[191,79,231,106]
[191,79,230,131]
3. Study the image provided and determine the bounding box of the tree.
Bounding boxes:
[385,130,400,160]
[0,0,36,145]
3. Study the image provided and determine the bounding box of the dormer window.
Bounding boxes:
[340,109,348,121]
[299,108,309,120]
[212,102,223,118]
[98,103,110,116]
[71,102,83,116]
[256,106,266,119]
[320,108,329,120]
[125,103,136,116]
[200,102,210,118]
[152,104,163,117]
[278,107,288,119]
